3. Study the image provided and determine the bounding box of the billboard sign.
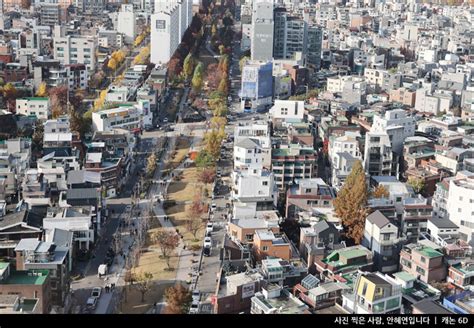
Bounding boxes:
[242,283,255,299]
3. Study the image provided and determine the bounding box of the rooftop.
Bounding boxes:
[0,268,49,285]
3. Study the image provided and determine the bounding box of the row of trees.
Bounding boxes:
[132,45,150,66]
[133,26,151,48]
[107,49,127,72]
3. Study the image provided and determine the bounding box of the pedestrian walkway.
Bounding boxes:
[95,214,137,314]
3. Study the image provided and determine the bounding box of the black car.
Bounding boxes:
[203,246,211,257]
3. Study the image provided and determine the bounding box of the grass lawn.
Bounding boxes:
[166,166,212,203]
[163,137,191,173]
[119,281,176,314]
[121,220,179,313]
[165,204,205,251]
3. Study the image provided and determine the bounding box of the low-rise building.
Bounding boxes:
[15,98,51,120]
[342,271,402,314]
[362,211,404,273]
[447,260,474,290]
[250,284,309,314]
[315,246,373,282]
[285,178,336,219]
[0,262,51,313]
[253,230,293,262]
[14,239,70,307]
[399,244,446,284]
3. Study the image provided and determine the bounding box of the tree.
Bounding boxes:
[183,54,195,81]
[198,168,216,184]
[407,177,425,194]
[90,71,105,89]
[206,63,221,89]
[191,62,204,93]
[217,77,229,95]
[132,271,154,302]
[186,195,205,239]
[108,57,118,71]
[164,284,192,314]
[211,24,218,37]
[204,128,225,160]
[333,161,369,245]
[239,56,249,72]
[32,120,44,152]
[210,116,227,130]
[21,0,31,9]
[49,86,68,118]
[146,152,157,177]
[0,83,18,112]
[371,185,389,199]
[153,230,180,269]
[195,150,214,168]
[69,109,90,138]
[36,82,48,97]
[94,89,108,111]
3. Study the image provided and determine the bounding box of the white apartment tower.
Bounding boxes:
[151,0,192,65]
[117,4,137,43]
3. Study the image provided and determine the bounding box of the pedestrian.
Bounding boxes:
[111,283,115,290]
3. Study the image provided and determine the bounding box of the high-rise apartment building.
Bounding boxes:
[151,0,192,65]
[251,0,274,61]
[117,4,137,43]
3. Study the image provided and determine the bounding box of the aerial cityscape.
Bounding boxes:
[0,0,473,317]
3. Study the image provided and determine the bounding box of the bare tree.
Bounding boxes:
[152,230,180,269]
[132,271,154,302]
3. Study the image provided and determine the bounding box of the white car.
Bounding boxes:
[206,222,213,234]
[210,203,217,211]
[91,287,102,299]
[189,301,199,314]
[204,237,212,248]
[192,290,200,303]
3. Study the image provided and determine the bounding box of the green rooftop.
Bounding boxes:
[2,269,49,286]
[22,97,49,101]
[417,246,443,258]
[393,271,416,282]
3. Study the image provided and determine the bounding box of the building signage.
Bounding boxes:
[156,20,166,30]
[242,283,255,299]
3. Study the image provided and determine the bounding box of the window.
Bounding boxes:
[420,257,426,263]
[262,246,268,251]
[416,266,425,276]
[458,208,462,213]
[305,188,312,193]
[460,196,463,201]
[245,234,253,241]
[281,108,288,115]
[361,282,368,296]
[262,181,268,186]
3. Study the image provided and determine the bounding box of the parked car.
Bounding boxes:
[192,290,201,303]
[206,222,213,234]
[86,297,98,310]
[210,203,217,211]
[91,287,102,299]
[203,246,211,257]
[163,117,169,123]
[204,237,212,248]
[189,301,199,314]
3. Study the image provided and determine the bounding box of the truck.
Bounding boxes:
[98,264,108,278]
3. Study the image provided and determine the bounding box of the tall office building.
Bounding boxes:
[151,0,192,65]
[307,25,323,70]
[251,0,274,61]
